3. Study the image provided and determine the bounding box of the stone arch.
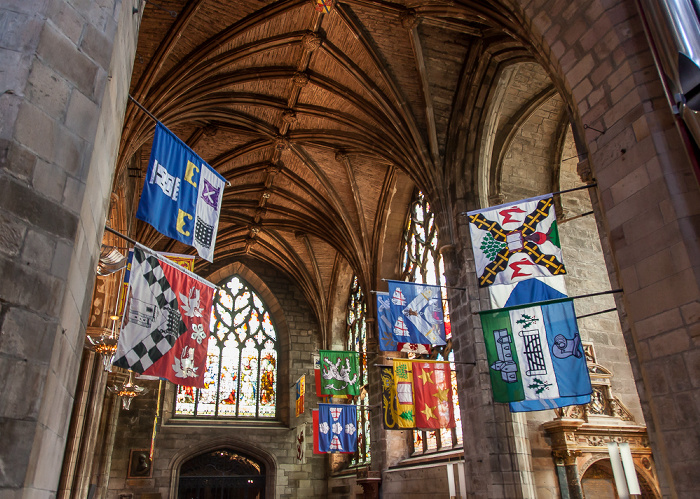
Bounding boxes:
[167,437,278,499]
[579,456,661,499]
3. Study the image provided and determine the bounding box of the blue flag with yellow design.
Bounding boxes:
[137,122,226,262]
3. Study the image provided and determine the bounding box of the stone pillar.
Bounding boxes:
[440,241,535,498]
[0,1,140,496]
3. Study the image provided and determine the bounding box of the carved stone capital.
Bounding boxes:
[292,72,309,87]
[282,109,297,125]
[335,150,348,163]
[488,193,505,206]
[577,158,593,182]
[275,137,290,151]
[553,449,581,466]
[400,9,418,30]
[202,124,218,137]
[302,31,322,51]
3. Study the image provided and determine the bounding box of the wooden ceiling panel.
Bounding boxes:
[341,3,428,141]
[120,0,540,332]
[319,12,395,103]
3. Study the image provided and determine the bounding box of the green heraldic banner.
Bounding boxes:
[318,350,360,396]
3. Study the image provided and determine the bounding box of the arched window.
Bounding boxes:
[175,275,278,419]
[346,276,370,465]
[400,190,463,453]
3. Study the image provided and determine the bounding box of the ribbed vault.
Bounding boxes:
[116,0,572,341]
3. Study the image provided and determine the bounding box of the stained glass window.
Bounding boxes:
[175,276,278,419]
[347,276,370,466]
[400,190,461,453]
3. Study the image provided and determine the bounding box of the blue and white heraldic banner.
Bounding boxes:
[387,280,446,347]
[317,403,357,453]
[136,122,226,262]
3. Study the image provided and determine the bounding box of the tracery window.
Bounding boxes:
[400,190,463,453]
[346,276,371,465]
[175,276,278,419]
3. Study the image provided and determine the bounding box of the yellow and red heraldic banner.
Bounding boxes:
[412,361,456,430]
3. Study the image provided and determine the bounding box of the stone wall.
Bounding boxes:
[105,261,328,499]
[506,0,700,496]
[0,0,138,497]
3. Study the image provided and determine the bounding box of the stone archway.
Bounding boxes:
[581,458,660,499]
[177,448,266,499]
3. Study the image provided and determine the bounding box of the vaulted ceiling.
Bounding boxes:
[115,0,568,334]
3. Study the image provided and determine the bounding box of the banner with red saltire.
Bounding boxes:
[412,361,456,429]
[114,245,216,387]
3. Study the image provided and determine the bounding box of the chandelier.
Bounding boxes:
[87,315,120,370]
[108,371,149,410]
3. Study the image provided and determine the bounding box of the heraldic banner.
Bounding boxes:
[393,359,416,428]
[387,280,446,347]
[467,194,566,288]
[479,298,591,404]
[317,403,358,453]
[377,291,431,354]
[380,366,398,430]
[412,361,456,429]
[296,374,305,417]
[136,122,226,262]
[114,245,216,387]
[318,350,360,396]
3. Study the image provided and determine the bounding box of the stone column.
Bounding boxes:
[0,1,140,496]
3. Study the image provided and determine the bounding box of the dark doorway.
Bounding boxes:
[178,449,265,499]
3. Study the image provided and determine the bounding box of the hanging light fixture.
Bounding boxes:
[87,262,126,371]
[108,371,150,410]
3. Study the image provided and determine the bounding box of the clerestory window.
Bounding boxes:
[175,275,278,419]
[400,190,463,453]
[346,276,370,465]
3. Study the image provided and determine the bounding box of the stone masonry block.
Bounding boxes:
[1,140,37,180]
[0,256,65,317]
[53,122,89,178]
[0,10,43,52]
[80,23,114,69]
[0,418,35,488]
[2,0,50,15]
[0,175,78,241]
[627,271,699,322]
[0,211,26,258]
[0,304,56,363]
[0,356,47,419]
[32,158,67,202]
[47,0,84,44]
[0,48,30,96]
[0,92,21,141]
[648,328,690,359]
[65,89,99,141]
[14,100,55,162]
[36,23,99,99]
[26,60,71,120]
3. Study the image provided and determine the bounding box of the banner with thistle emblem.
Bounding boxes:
[479,298,591,404]
[467,194,566,288]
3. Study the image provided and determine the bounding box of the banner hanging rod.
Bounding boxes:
[459,183,597,216]
[128,94,159,124]
[378,357,476,366]
[127,94,231,187]
[378,279,467,292]
[472,288,623,315]
[105,225,138,246]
